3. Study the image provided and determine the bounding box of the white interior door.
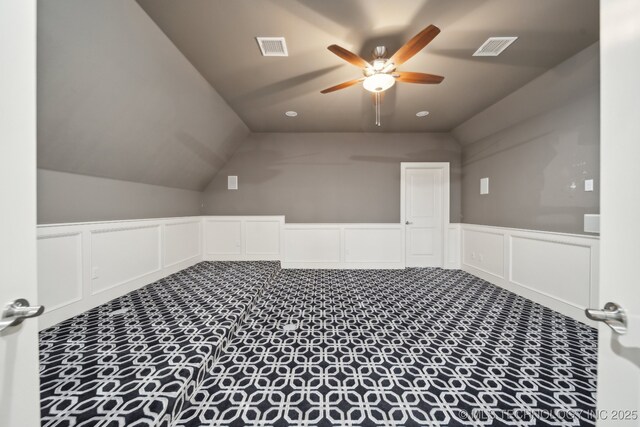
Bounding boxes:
[401,163,449,268]
[0,1,41,426]
[595,0,640,422]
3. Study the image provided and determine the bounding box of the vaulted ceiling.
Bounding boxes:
[37,0,599,192]
[38,0,249,190]
[136,0,599,132]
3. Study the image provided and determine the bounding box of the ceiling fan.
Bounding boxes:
[320,25,444,126]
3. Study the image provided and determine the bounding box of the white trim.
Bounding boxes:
[461,222,600,241]
[459,223,599,325]
[400,162,450,268]
[37,216,598,328]
[202,216,284,261]
[37,217,204,329]
[37,231,84,312]
[37,215,201,228]
[444,223,461,269]
[163,220,202,269]
[281,223,404,269]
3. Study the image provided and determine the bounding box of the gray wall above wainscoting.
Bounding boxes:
[454,43,600,234]
[202,132,462,223]
[38,169,202,224]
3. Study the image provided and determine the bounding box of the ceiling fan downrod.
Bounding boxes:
[375,92,381,126]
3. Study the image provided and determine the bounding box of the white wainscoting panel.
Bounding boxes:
[510,235,592,309]
[460,224,599,324]
[164,220,201,268]
[204,219,242,256]
[37,232,83,312]
[37,217,203,329]
[202,216,284,261]
[245,220,281,256]
[344,228,402,264]
[90,225,161,295]
[282,224,404,269]
[38,215,598,328]
[462,228,505,278]
[284,226,341,265]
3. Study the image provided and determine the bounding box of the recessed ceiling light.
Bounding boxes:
[285,111,298,117]
[416,111,430,117]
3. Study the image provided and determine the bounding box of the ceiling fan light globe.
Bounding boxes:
[363,73,395,93]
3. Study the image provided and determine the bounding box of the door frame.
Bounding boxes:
[400,162,450,268]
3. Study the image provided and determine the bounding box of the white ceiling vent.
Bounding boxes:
[256,37,288,57]
[473,37,517,56]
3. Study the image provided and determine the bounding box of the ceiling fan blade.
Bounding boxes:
[327,45,370,68]
[394,71,444,84]
[389,25,440,67]
[320,77,365,94]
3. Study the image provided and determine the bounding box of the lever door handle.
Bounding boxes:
[585,302,627,334]
[405,221,413,225]
[0,298,45,333]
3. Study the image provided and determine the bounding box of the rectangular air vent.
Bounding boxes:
[256,37,288,56]
[473,36,517,56]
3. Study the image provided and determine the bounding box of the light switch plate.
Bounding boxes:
[584,179,594,192]
[480,177,489,195]
[228,176,238,190]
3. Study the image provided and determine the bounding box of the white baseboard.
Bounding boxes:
[460,223,599,325]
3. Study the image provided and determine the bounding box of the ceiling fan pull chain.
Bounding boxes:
[375,92,381,126]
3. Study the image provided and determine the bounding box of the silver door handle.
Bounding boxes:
[585,302,627,334]
[405,221,413,225]
[0,298,44,333]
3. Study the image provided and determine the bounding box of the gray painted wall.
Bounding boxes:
[454,44,599,234]
[37,0,249,191]
[38,169,202,224]
[202,133,461,223]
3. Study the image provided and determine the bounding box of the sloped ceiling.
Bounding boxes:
[37,0,249,190]
[37,0,598,192]
[136,0,598,132]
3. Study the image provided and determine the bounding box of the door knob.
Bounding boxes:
[405,221,413,225]
[0,298,44,333]
[585,302,627,334]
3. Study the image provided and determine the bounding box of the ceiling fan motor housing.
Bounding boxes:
[373,46,387,59]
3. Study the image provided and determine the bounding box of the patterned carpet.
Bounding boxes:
[39,262,280,427]
[39,263,598,427]
[176,268,598,427]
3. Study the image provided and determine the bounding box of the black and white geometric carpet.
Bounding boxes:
[40,263,597,427]
[176,268,597,427]
[39,261,280,427]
